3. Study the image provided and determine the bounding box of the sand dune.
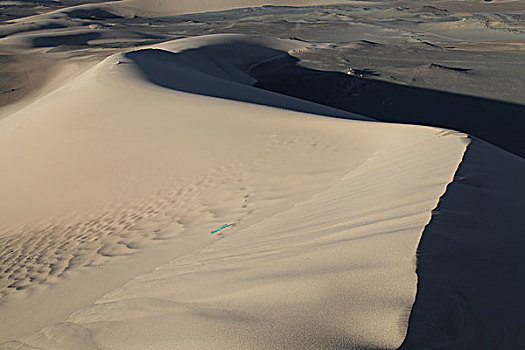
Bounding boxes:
[0,34,374,339]
[0,33,469,348]
[8,123,469,349]
[0,4,524,348]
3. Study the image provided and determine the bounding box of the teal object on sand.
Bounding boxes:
[210,224,230,234]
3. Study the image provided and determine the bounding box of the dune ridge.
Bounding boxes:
[401,138,525,349]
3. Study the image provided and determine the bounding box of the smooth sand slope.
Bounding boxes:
[7,125,469,349]
[0,34,523,348]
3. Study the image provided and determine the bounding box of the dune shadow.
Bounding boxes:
[124,45,366,121]
[33,32,101,47]
[126,42,524,158]
[251,54,525,158]
[399,140,525,349]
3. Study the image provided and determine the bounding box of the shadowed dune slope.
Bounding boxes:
[124,36,368,120]
[401,139,525,349]
[252,55,525,158]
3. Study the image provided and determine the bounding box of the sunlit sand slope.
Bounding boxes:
[13,126,468,349]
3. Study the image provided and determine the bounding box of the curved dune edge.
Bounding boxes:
[0,34,473,348]
[400,139,525,349]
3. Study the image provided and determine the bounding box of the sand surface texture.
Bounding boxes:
[0,1,524,349]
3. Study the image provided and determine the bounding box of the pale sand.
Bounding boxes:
[10,123,469,349]
[0,9,523,349]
